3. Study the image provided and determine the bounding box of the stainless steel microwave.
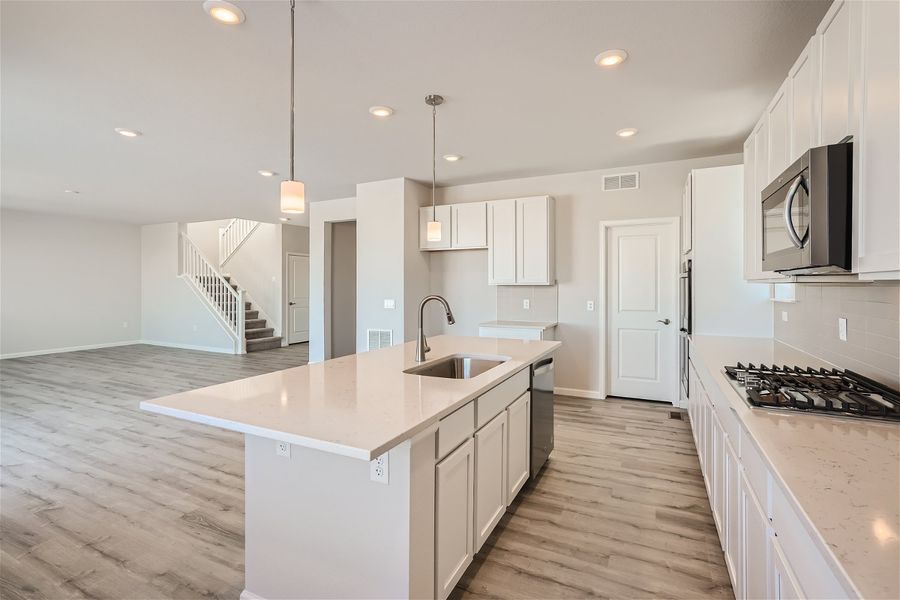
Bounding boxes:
[760,142,852,274]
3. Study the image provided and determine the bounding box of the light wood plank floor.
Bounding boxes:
[2,345,731,599]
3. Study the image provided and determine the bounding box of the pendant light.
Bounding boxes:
[280,0,305,214]
[425,94,444,242]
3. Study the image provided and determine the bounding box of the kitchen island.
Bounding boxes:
[141,335,560,600]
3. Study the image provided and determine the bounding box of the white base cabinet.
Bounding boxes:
[688,357,854,600]
[435,437,475,599]
[434,370,535,599]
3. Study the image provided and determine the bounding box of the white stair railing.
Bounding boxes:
[181,232,246,354]
[219,218,260,268]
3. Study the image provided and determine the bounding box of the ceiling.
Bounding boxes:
[1,0,831,225]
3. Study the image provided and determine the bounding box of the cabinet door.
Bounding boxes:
[788,37,819,162]
[724,436,741,591]
[516,196,553,285]
[770,534,804,600]
[767,80,791,177]
[711,412,725,536]
[742,135,757,280]
[474,412,507,552]
[856,0,900,278]
[506,392,530,503]
[435,437,474,600]
[741,470,769,600]
[818,0,854,145]
[451,202,487,249]
[682,173,693,255]
[487,200,517,284]
[420,205,452,250]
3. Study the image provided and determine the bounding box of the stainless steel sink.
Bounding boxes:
[404,354,509,379]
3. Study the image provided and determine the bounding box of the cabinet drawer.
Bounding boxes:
[476,369,529,429]
[740,431,770,519]
[771,483,851,599]
[437,401,475,460]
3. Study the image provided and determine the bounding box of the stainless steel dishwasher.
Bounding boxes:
[530,357,554,478]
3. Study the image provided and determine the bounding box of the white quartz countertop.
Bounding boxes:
[690,335,899,600]
[141,335,560,461]
[479,320,558,330]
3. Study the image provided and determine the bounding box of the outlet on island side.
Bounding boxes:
[370,453,389,484]
[276,441,291,458]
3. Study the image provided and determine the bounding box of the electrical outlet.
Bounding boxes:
[586,301,595,311]
[781,311,789,322]
[276,441,291,458]
[370,453,389,484]
[523,299,530,310]
[838,317,848,342]
[383,299,395,309]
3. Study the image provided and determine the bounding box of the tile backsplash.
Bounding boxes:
[497,285,558,323]
[774,282,900,388]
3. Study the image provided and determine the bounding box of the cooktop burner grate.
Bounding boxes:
[724,363,900,422]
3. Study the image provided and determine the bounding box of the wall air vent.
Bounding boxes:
[367,329,393,351]
[602,172,640,191]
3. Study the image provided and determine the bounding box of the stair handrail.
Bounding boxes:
[180,232,246,353]
[219,218,260,268]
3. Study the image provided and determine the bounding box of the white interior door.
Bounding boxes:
[607,221,678,402]
[288,254,309,344]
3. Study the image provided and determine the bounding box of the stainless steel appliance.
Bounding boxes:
[530,357,554,477]
[761,141,852,274]
[679,259,692,400]
[724,363,900,421]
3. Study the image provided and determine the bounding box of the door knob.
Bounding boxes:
[289,301,296,306]
[657,318,671,325]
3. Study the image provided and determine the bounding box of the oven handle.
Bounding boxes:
[783,174,810,249]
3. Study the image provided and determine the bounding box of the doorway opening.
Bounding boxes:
[328,220,357,358]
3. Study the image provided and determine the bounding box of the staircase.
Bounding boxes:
[221,275,283,352]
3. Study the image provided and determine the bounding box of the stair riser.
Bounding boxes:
[247,339,282,352]
[245,319,266,329]
[245,328,274,340]
[245,310,259,320]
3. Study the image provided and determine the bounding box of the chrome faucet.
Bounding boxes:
[416,295,455,362]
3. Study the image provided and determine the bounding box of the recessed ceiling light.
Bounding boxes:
[64,189,80,194]
[616,128,638,138]
[114,128,141,138]
[369,106,394,118]
[443,154,462,162]
[279,217,291,222]
[595,49,628,67]
[203,0,245,24]
[258,170,276,177]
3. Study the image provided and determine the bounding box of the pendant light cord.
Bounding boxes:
[289,0,295,182]
[432,103,437,219]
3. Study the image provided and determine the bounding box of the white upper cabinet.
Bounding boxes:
[817,0,854,145]
[681,173,693,255]
[488,196,555,285]
[788,36,819,162]
[515,196,555,285]
[744,115,788,281]
[419,205,452,250]
[451,202,487,249]
[487,199,517,284]
[855,0,900,278]
[766,79,791,177]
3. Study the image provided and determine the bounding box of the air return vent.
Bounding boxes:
[602,172,640,191]
[367,329,393,351]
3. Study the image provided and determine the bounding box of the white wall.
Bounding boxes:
[186,219,230,266]
[223,222,283,335]
[140,223,234,352]
[429,153,743,394]
[309,197,356,362]
[0,209,142,357]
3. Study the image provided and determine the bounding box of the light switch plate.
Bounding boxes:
[781,311,788,322]
[523,299,530,310]
[838,317,848,341]
[586,301,595,311]
[383,299,395,309]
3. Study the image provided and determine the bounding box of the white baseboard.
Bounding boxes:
[554,386,605,400]
[139,340,236,354]
[0,340,141,360]
[240,590,266,600]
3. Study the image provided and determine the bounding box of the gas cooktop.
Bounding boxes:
[724,363,900,422]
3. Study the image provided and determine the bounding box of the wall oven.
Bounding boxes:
[679,259,691,400]
[760,142,852,274]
